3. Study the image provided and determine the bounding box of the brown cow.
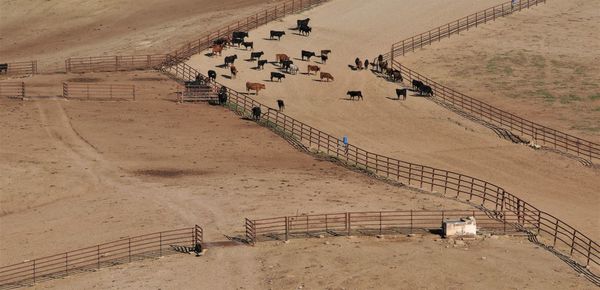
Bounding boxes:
[246,82,266,95]
[320,72,334,82]
[230,65,238,79]
[276,54,289,63]
[212,44,223,56]
[307,65,320,75]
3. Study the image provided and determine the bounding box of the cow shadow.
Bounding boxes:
[244,58,256,62]
[292,57,306,62]
[216,64,229,68]
[262,37,278,41]
[204,53,215,57]
[348,65,358,71]
[386,97,404,101]
[221,75,232,79]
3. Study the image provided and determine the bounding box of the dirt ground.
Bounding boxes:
[26,236,595,290]
[0,71,472,265]
[1,0,598,289]
[0,0,287,71]
[186,0,600,239]
[399,0,600,142]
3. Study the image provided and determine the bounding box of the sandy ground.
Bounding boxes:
[0,0,287,71]
[1,0,598,289]
[1,71,470,265]
[186,0,600,239]
[399,0,600,142]
[27,236,595,290]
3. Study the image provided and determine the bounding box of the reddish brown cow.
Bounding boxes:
[246,82,266,95]
[230,65,238,79]
[276,54,290,63]
[307,65,320,75]
[212,45,223,56]
[320,72,334,82]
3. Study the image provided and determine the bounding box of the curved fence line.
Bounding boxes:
[0,225,203,289]
[160,60,598,271]
[390,61,600,162]
[167,0,328,60]
[383,0,546,60]
[245,209,527,243]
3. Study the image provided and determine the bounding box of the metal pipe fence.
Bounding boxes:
[167,0,329,60]
[385,0,546,61]
[0,226,202,289]
[0,61,37,76]
[0,82,25,99]
[247,209,527,243]
[389,60,600,162]
[63,82,136,101]
[161,60,598,269]
[65,55,168,73]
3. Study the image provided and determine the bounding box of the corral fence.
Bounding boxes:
[0,61,37,76]
[385,0,546,61]
[246,209,527,243]
[389,60,600,162]
[167,0,328,60]
[179,85,219,102]
[63,82,136,101]
[0,225,202,289]
[0,82,25,99]
[161,61,598,269]
[65,55,168,73]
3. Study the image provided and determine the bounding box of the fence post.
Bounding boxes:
[129,238,132,263]
[97,245,100,269]
[22,82,26,99]
[410,210,413,234]
[133,86,136,101]
[32,260,36,283]
[65,253,68,275]
[553,220,559,247]
[346,212,351,236]
[285,216,289,241]
[379,212,382,234]
[587,239,592,266]
[159,232,163,256]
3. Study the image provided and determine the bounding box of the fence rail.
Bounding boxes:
[0,61,37,76]
[63,83,136,101]
[161,60,598,270]
[0,82,25,99]
[167,0,328,60]
[65,55,168,73]
[0,225,202,289]
[389,61,600,162]
[248,209,527,242]
[385,0,546,60]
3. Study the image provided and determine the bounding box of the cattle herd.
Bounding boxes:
[197,17,436,118]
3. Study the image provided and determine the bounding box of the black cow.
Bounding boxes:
[396,88,407,100]
[0,63,7,74]
[390,69,403,82]
[257,59,268,70]
[297,18,310,28]
[301,50,316,61]
[250,51,264,61]
[231,37,244,47]
[232,31,249,39]
[213,37,229,47]
[364,59,370,71]
[224,55,238,66]
[277,99,285,111]
[252,106,262,120]
[299,25,312,36]
[419,85,434,96]
[412,80,424,91]
[208,70,217,81]
[218,87,228,105]
[271,72,286,82]
[347,91,363,101]
[270,30,286,40]
[242,41,254,50]
[320,55,328,64]
[282,60,294,71]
